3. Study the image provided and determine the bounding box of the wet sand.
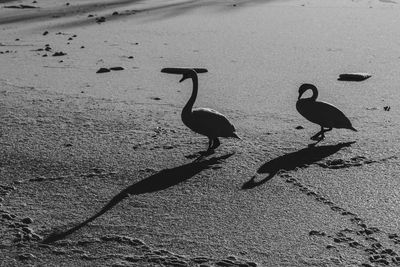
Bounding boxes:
[1,0,400,266]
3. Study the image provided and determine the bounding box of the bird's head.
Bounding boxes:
[161,68,208,83]
[298,83,317,99]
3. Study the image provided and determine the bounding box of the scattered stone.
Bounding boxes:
[5,4,37,9]
[80,46,85,49]
[43,31,49,36]
[96,67,110,73]
[128,56,134,59]
[96,17,106,23]
[151,97,161,101]
[338,73,371,81]
[112,11,119,15]
[52,52,67,56]
[384,106,391,111]
[110,66,124,71]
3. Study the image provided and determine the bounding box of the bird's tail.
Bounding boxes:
[231,132,241,139]
[349,126,357,132]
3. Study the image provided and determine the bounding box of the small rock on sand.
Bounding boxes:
[5,4,37,9]
[52,52,67,57]
[110,66,124,71]
[96,68,110,73]
[338,73,371,81]
[96,17,106,23]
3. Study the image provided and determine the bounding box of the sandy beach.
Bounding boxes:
[2,0,400,266]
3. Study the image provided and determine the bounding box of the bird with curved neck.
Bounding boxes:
[296,83,357,143]
[161,68,240,153]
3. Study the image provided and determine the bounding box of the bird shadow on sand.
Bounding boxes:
[242,141,355,189]
[41,153,233,244]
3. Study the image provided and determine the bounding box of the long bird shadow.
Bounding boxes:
[42,153,233,244]
[242,142,355,189]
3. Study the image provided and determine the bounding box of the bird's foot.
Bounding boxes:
[309,134,325,146]
[310,134,321,141]
[310,132,325,141]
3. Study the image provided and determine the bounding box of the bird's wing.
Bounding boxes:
[297,100,353,128]
[189,108,236,137]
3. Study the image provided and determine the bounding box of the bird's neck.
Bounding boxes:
[309,86,318,101]
[182,75,198,118]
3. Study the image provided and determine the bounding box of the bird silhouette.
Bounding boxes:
[296,83,357,143]
[161,68,240,153]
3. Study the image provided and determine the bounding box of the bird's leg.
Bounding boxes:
[207,137,214,152]
[319,127,332,140]
[310,127,324,141]
[211,137,220,150]
[200,137,215,156]
[198,138,215,158]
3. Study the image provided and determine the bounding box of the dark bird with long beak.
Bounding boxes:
[296,83,357,143]
[161,68,240,153]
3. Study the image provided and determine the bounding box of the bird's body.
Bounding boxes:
[296,100,355,130]
[161,67,239,152]
[182,107,237,138]
[296,83,356,142]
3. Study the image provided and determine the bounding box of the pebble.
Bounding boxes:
[338,73,371,81]
[52,52,67,56]
[96,17,106,23]
[96,67,110,73]
[110,66,124,71]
